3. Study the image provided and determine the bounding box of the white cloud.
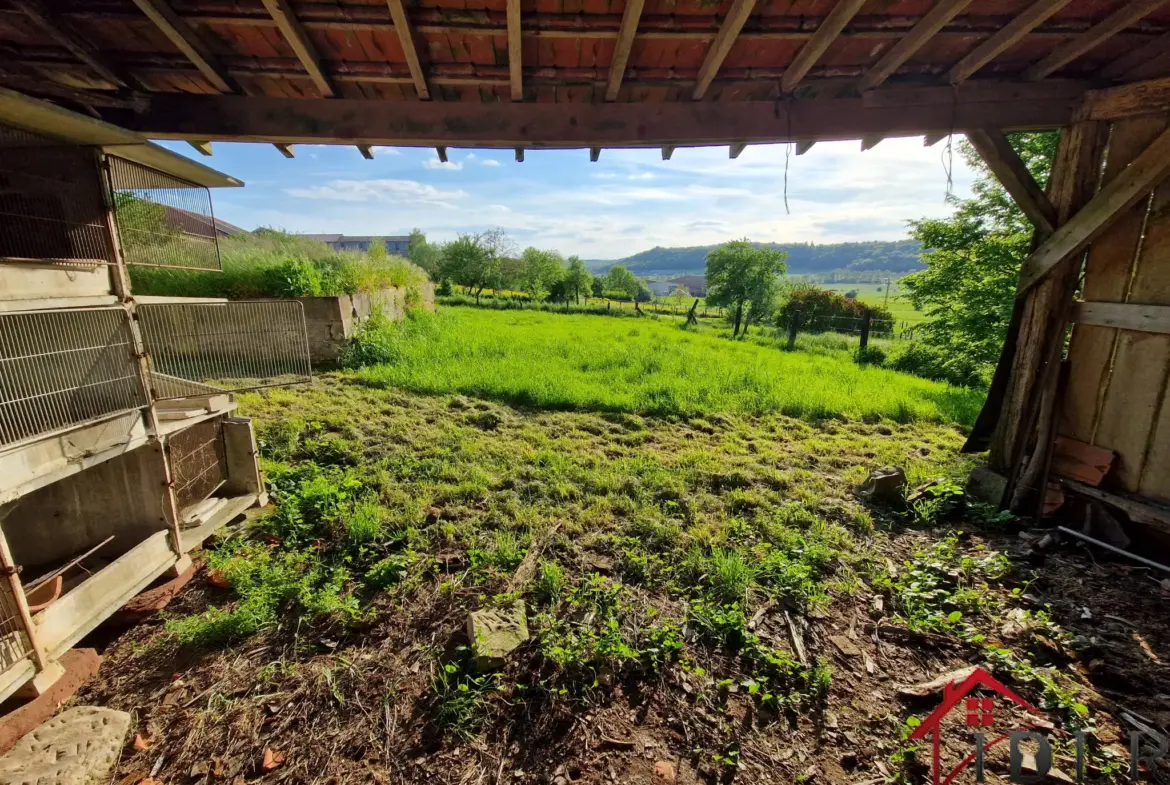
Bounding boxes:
[481,159,502,167]
[424,159,463,170]
[370,146,401,155]
[285,178,467,208]
[628,172,654,180]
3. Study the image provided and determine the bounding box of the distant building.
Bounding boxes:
[163,206,247,238]
[647,280,674,296]
[301,234,411,255]
[668,275,706,296]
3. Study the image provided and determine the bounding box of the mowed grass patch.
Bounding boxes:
[348,308,983,424]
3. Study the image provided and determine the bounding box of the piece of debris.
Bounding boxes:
[896,666,978,699]
[1080,607,1092,620]
[1051,437,1115,487]
[855,467,907,504]
[509,522,562,591]
[864,653,876,675]
[654,761,676,781]
[133,734,151,751]
[0,706,131,785]
[1016,752,1074,783]
[262,747,285,770]
[830,635,862,658]
[785,611,808,665]
[467,601,530,669]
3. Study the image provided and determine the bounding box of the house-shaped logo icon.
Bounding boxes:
[909,667,1040,785]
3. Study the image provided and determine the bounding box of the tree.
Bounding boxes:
[406,228,443,278]
[705,240,788,337]
[604,265,640,300]
[591,278,604,298]
[518,247,565,301]
[670,284,690,307]
[564,256,593,304]
[900,132,1058,386]
[441,229,512,304]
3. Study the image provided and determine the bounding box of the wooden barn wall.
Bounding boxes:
[1059,110,1170,501]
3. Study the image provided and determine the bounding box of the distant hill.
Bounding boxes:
[588,240,923,277]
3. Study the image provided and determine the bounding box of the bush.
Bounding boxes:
[887,342,987,388]
[775,288,893,336]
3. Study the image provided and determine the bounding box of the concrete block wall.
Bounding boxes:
[298,282,435,365]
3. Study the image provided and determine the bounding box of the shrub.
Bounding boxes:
[888,342,987,388]
[775,288,893,336]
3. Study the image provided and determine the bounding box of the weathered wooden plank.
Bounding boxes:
[947,0,1073,85]
[604,0,645,102]
[385,0,430,100]
[1017,126,1170,293]
[260,0,335,98]
[857,0,972,93]
[1073,302,1170,334]
[780,0,869,93]
[1062,117,1168,444]
[507,0,522,101]
[692,0,758,100]
[1081,77,1170,122]
[1024,0,1170,82]
[967,128,1057,234]
[101,85,1084,146]
[1063,478,1170,532]
[131,0,237,93]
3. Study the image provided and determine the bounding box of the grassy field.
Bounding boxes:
[80,305,1149,785]
[348,309,983,425]
[826,282,926,330]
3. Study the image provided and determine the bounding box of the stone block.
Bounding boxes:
[467,601,529,669]
[0,705,129,785]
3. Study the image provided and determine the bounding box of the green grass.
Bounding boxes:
[348,308,982,425]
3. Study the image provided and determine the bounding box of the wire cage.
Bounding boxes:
[0,123,115,266]
[137,301,311,397]
[106,156,222,271]
[0,308,149,449]
[0,552,33,675]
[168,418,227,511]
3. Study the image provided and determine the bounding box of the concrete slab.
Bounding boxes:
[0,705,129,785]
[0,650,103,757]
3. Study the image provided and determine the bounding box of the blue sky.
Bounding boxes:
[158,137,978,260]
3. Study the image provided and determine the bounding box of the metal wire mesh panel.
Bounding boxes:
[0,559,32,674]
[137,301,311,395]
[169,418,227,510]
[0,308,148,448]
[107,156,222,271]
[0,127,115,265]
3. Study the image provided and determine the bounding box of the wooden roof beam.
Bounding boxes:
[507,0,522,100]
[1080,77,1170,121]
[729,142,746,158]
[967,129,1057,234]
[780,0,868,94]
[260,0,336,97]
[795,140,815,155]
[692,0,759,100]
[515,147,524,162]
[357,144,374,159]
[1023,0,1170,82]
[947,0,1072,85]
[661,145,675,160]
[188,140,213,155]
[1100,32,1170,82]
[590,146,601,162]
[857,0,972,92]
[274,143,295,157]
[1018,125,1170,293]
[131,0,238,93]
[10,0,128,88]
[436,145,448,162]
[386,0,430,100]
[604,0,645,101]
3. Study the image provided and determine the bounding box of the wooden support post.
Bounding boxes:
[859,310,871,351]
[506,0,522,101]
[781,0,868,93]
[990,120,1108,510]
[604,0,644,101]
[967,128,1058,235]
[357,144,374,159]
[787,312,799,350]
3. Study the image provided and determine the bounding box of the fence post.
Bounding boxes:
[787,310,799,350]
[859,310,871,351]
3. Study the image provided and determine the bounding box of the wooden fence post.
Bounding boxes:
[787,310,799,350]
[859,310,872,351]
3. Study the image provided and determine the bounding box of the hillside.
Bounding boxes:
[589,239,922,276]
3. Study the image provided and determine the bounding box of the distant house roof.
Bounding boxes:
[162,205,248,238]
[300,234,411,244]
[669,275,706,289]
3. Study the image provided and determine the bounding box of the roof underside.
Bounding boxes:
[1,0,1168,146]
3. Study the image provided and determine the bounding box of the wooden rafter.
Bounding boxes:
[515,147,524,162]
[1017,125,1170,292]
[857,0,972,93]
[947,0,1072,85]
[10,0,127,88]
[357,144,374,158]
[274,142,295,157]
[795,140,815,155]
[131,0,237,93]
[1100,32,1170,82]
[860,135,883,151]
[507,0,522,101]
[780,0,868,93]
[729,142,746,158]
[661,145,674,160]
[436,145,448,162]
[1023,0,1170,82]
[260,0,336,97]
[188,140,213,155]
[604,0,645,102]
[385,0,429,100]
[590,146,600,162]
[100,84,1083,146]
[691,0,758,100]
[923,131,947,146]
[967,129,1057,235]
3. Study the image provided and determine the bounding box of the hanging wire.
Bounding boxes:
[782,92,793,215]
[942,86,959,200]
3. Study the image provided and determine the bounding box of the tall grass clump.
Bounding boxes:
[345,308,983,425]
[130,229,429,299]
